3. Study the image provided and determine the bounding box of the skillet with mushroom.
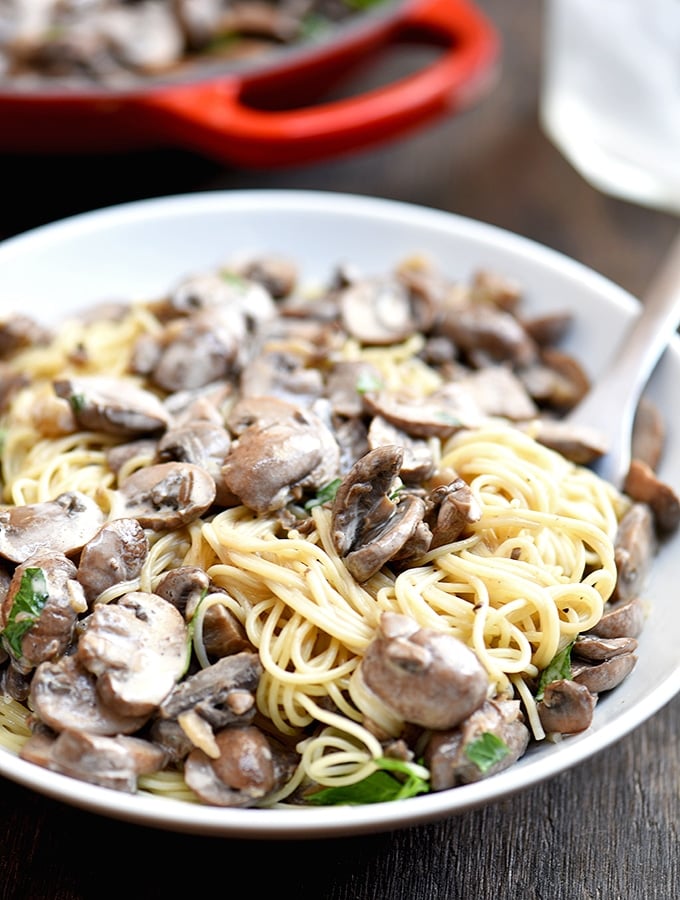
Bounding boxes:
[0,0,390,88]
[0,250,677,809]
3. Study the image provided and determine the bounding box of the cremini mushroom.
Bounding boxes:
[77,591,189,717]
[359,612,489,731]
[76,518,149,606]
[53,375,171,437]
[115,461,217,529]
[425,699,530,788]
[537,679,596,735]
[0,491,105,563]
[1,554,86,672]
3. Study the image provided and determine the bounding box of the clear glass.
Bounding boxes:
[540,0,680,214]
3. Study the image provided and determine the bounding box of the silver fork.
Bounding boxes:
[565,230,680,488]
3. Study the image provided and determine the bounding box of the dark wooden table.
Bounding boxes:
[1,2,678,897]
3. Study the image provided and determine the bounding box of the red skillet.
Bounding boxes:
[0,0,500,168]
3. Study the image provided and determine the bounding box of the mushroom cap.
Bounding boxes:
[76,517,149,605]
[1,553,84,671]
[77,591,189,717]
[360,611,488,731]
[0,491,105,563]
[117,461,216,529]
[30,654,150,736]
[537,678,596,735]
[53,375,171,437]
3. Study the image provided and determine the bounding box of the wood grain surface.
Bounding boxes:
[1,2,678,898]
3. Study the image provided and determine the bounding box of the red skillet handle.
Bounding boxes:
[143,0,500,168]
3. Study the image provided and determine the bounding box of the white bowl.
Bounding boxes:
[0,190,678,839]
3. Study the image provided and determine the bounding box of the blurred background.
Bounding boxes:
[2,0,677,298]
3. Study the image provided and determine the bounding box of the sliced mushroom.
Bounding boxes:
[116,461,216,529]
[436,303,537,367]
[572,653,637,693]
[1,554,85,673]
[612,502,657,602]
[184,724,297,807]
[76,518,149,605]
[221,401,340,514]
[164,271,275,323]
[359,611,488,730]
[470,269,522,313]
[425,478,482,549]
[53,375,170,437]
[199,603,253,660]
[518,346,590,412]
[326,360,382,419]
[163,380,233,428]
[527,418,608,465]
[105,438,158,476]
[424,699,530,789]
[624,458,680,533]
[238,348,324,408]
[362,385,482,440]
[20,728,166,793]
[77,591,188,717]
[521,309,573,346]
[154,565,210,615]
[99,0,185,73]
[152,651,262,759]
[1,661,31,702]
[632,397,666,472]
[0,491,105,563]
[573,634,638,661]
[0,313,52,357]
[158,651,261,726]
[367,416,435,483]
[536,679,596,734]
[453,366,538,421]
[235,255,298,299]
[30,654,150,735]
[156,420,233,505]
[338,277,427,345]
[588,595,645,639]
[139,311,248,393]
[331,445,433,581]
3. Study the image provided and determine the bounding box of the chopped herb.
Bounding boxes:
[388,478,404,501]
[434,410,462,425]
[355,371,383,394]
[219,271,248,290]
[305,757,429,806]
[1,567,49,659]
[343,0,389,10]
[304,478,342,510]
[68,393,86,414]
[535,639,575,701]
[299,12,331,39]
[465,732,510,774]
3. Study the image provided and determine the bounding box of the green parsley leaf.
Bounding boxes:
[305,757,429,806]
[535,640,575,701]
[304,478,342,510]
[219,271,248,290]
[343,0,389,10]
[355,371,383,394]
[68,393,86,414]
[1,567,49,659]
[464,732,510,774]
